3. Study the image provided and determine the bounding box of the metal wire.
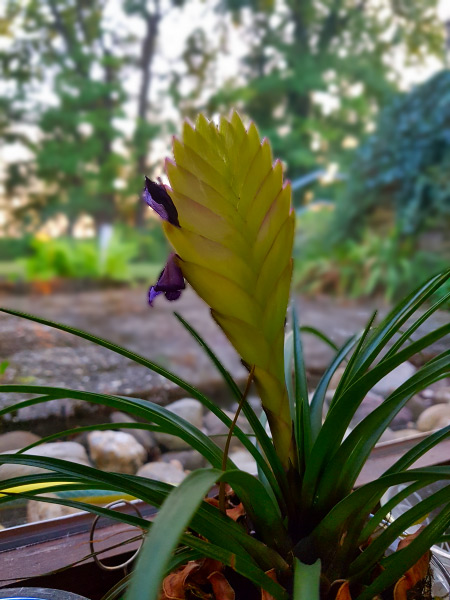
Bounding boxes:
[89,500,145,572]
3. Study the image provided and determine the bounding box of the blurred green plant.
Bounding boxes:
[0,237,34,261]
[334,70,450,239]
[294,219,449,303]
[23,232,138,282]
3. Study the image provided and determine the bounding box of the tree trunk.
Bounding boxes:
[135,10,160,229]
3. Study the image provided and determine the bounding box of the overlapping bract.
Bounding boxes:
[162,112,295,463]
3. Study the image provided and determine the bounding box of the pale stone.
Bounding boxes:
[27,493,83,522]
[137,460,186,485]
[434,387,450,404]
[87,430,146,474]
[406,394,434,420]
[228,450,258,476]
[160,450,207,470]
[417,404,450,432]
[0,441,91,481]
[110,411,157,452]
[0,431,41,453]
[372,362,416,397]
[154,398,203,450]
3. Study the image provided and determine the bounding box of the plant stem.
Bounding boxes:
[219,365,256,514]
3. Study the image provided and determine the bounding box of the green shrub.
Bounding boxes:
[294,224,449,303]
[24,231,138,282]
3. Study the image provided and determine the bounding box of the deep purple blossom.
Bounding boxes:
[148,253,185,306]
[143,177,180,227]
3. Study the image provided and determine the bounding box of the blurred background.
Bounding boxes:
[0,0,449,302]
[0,0,450,529]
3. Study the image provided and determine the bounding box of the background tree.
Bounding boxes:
[0,0,187,233]
[208,0,445,204]
[333,69,450,240]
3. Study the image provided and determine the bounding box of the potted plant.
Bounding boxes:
[0,112,449,600]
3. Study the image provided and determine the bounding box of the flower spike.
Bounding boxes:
[155,111,295,466]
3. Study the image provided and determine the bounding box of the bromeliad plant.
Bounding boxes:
[0,112,449,600]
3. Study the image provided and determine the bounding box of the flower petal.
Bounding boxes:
[143,176,180,227]
[148,253,185,306]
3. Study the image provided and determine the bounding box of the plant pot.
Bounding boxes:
[0,589,90,600]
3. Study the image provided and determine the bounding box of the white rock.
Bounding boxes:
[27,493,83,523]
[137,461,186,485]
[0,431,41,453]
[0,442,91,481]
[160,450,207,470]
[417,404,450,432]
[372,362,416,397]
[88,430,146,474]
[434,387,450,404]
[154,398,203,450]
[110,411,157,452]
[228,450,258,476]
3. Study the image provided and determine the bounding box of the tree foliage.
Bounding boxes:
[208,0,444,202]
[0,0,184,232]
[335,70,450,238]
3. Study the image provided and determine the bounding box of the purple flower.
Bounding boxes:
[143,177,180,227]
[148,253,185,306]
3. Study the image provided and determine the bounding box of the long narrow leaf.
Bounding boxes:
[293,306,312,464]
[316,351,450,503]
[349,485,450,578]
[384,425,450,475]
[355,505,450,600]
[383,290,450,360]
[300,326,339,352]
[126,468,289,600]
[349,269,449,378]
[358,479,438,544]
[302,466,450,563]
[330,311,377,404]
[309,335,357,441]
[16,422,163,455]
[301,323,450,510]
[0,386,229,469]
[0,309,251,454]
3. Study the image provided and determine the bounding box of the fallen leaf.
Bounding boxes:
[161,561,200,599]
[393,529,431,600]
[261,568,278,600]
[208,571,235,600]
[335,581,352,600]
